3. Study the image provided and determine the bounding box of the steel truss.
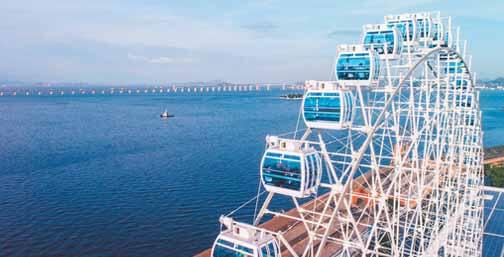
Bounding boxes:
[218,11,483,257]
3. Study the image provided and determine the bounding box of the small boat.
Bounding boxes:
[160,110,174,118]
[280,93,303,100]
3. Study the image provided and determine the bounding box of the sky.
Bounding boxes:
[1,0,503,84]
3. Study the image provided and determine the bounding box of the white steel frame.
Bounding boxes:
[214,11,484,257]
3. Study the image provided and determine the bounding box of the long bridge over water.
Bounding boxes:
[0,84,303,97]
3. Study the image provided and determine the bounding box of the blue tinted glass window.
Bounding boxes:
[454,79,468,89]
[388,21,414,41]
[446,61,464,74]
[217,239,234,248]
[374,53,380,79]
[442,32,449,46]
[432,23,440,41]
[263,154,302,191]
[308,154,317,188]
[266,152,282,158]
[456,95,472,108]
[344,92,353,122]
[466,116,475,126]
[407,22,414,40]
[303,93,343,123]
[268,242,277,257]
[236,245,254,254]
[261,246,269,257]
[363,30,395,54]
[343,93,348,122]
[213,245,252,257]
[304,155,310,190]
[417,19,430,38]
[336,53,371,81]
[283,154,301,161]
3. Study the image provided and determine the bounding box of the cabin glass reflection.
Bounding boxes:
[417,18,431,39]
[388,21,414,41]
[303,92,341,122]
[363,30,395,55]
[336,53,372,80]
[262,152,302,191]
[302,89,354,130]
[213,239,254,257]
[260,139,322,198]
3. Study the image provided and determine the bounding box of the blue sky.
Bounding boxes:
[1,0,503,84]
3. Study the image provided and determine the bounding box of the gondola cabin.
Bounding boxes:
[439,51,456,61]
[455,94,473,109]
[464,110,477,126]
[415,12,433,42]
[451,78,470,90]
[445,60,466,74]
[430,20,447,47]
[336,44,380,86]
[362,24,402,59]
[260,136,322,198]
[302,81,354,130]
[212,216,280,257]
[385,13,417,45]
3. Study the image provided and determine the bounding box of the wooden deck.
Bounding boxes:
[195,147,501,257]
[194,188,377,257]
[194,172,379,257]
[194,192,335,257]
[484,146,504,166]
[484,156,504,166]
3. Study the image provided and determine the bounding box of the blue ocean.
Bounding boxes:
[0,89,502,257]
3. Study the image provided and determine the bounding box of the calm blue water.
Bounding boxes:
[0,89,502,257]
[480,90,504,147]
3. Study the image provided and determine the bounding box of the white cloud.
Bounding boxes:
[0,0,501,82]
[127,53,148,62]
[127,53,196,64]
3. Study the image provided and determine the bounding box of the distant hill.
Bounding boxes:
[0,80,238,88]
[0,80,30,87]
[490,77,504,84]
[478,77,504,88]
[480,77,504,83]
[170,80,231,87]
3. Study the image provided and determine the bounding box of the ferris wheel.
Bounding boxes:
[209,11,483,257]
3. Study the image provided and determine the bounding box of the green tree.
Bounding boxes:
[485,164,504,187]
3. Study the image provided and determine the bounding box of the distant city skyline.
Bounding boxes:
[2,0,503,84]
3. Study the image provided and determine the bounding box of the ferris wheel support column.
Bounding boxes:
[423,198,467,256]
[277,234,300,257]
[356,85,371,127]
[291,196,317,249]
[253,192,275,226]
[317,132,340,185]
[301,128,312,141]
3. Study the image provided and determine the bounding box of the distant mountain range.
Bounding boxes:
[480,77,504,83]
[479,77,504,87]
[0,80,241,88]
